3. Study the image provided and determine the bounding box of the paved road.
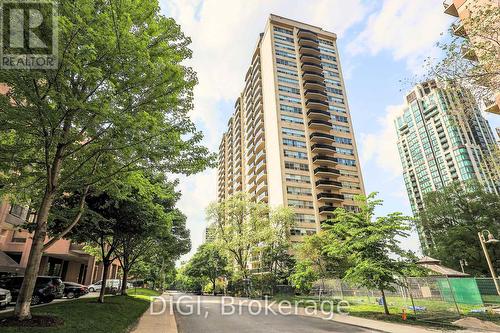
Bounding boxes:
[172,293,381,333]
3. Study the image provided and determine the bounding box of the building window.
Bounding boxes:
[282,127,305,138]
[287,186,312,196]
[284,150,307,159]
[280,104,302,114]
[285,173,311,184]
[283,138,306,148]
[295,213,315,223]
[284,161,308,171]
[274,26,293,35]
[288,199,314,209]
[281,114,303,124]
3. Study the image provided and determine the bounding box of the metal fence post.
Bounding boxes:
[446,276,461,317]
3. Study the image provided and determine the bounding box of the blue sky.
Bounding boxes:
[159,0,500,261]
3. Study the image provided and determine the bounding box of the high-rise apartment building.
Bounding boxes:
[395,80,499,249]
[443,0,499,115]
[217,15,365,243]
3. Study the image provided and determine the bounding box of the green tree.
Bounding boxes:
[419,180,500,276]
[324,193,416,315]
[290,260,317,295]
[206,193,285,278]
[424,4,499,113]
[0,0,212,319]
[185,244,228,295]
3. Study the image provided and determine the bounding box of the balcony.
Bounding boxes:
[301,62,323,73]
[451,19,466,37]
[257,191,268,202]
[256,181,267,195]
[308,119,332,130]
[254,136,265,152]
[312,155,338,165]
[298,35,319,47]
[310,132,335,143]
[255,159,266,174]
[297,29,317,40]
[304,89,327,100]
[300,53,322,64]
[484,98,500,115]
[302,71,324,82]
[306,100,328,111]
[443,1,458,17]
[303,80,325,91]
[299,45,320,56]
[314,167,340,176]
[317,192,344,201]
[318,205,339,214]
[315,179,342,188]
[311,143,335,154]
[255,149,266,163]
[461,45,478,61]
[307,109,330,120]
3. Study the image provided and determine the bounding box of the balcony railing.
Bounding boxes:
[315,179,342,188]
[312,155,338,164]
[317,192,344,200]
[307,109,330,119]
[318,205,339,214]
[310,132,335,141]
[314,167,340,175]
[311,143,336,153]
[308,119,332,128]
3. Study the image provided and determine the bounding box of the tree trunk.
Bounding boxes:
[121,269,128,295]
[98,261,110,303]
[380,288,390,315]
[14,192,54,320]
[212,279,216,296]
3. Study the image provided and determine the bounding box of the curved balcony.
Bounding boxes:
[308,119,332,130]
[303,80,325,91]
[302,71,324,82]
[311,143,335,154]
[299,45,320,55]
[315,179,342,189]
[298,36,319,48]
[301,62,323,73]
[256,182,267,195]
[318,205,339,214]
[310,132,335,143]
[312,155,337,165]
[305,99,328,110]
[307,109,330,120]
[304,89,327,100]
[300,53,322,65]
[297,29,317,40]
[317,192,344,201]
[314,167,340,176]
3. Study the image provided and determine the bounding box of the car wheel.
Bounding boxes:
[66,292,75,299]
[89,287,94,292]
[31,295,41,306]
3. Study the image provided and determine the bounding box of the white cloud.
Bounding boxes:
[360,103,405,177]
[160,0,371,259]
[347,0,452,74]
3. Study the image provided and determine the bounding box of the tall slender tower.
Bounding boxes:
[395,80,499,250]
[217,15,365,244]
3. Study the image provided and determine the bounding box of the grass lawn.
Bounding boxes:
[0,289,161,333]
[274,294,500,330]
[127,288,162,301]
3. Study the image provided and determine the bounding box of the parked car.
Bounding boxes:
[0,276,64,305]
[87,279,122,292]
[0,287,12,309]
[63,282,88,299]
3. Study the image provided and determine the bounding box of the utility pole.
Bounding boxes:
[478,231,500,296]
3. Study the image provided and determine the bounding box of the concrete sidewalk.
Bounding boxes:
[131,294,177,333]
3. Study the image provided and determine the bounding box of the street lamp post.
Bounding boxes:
[478,230,500,296]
